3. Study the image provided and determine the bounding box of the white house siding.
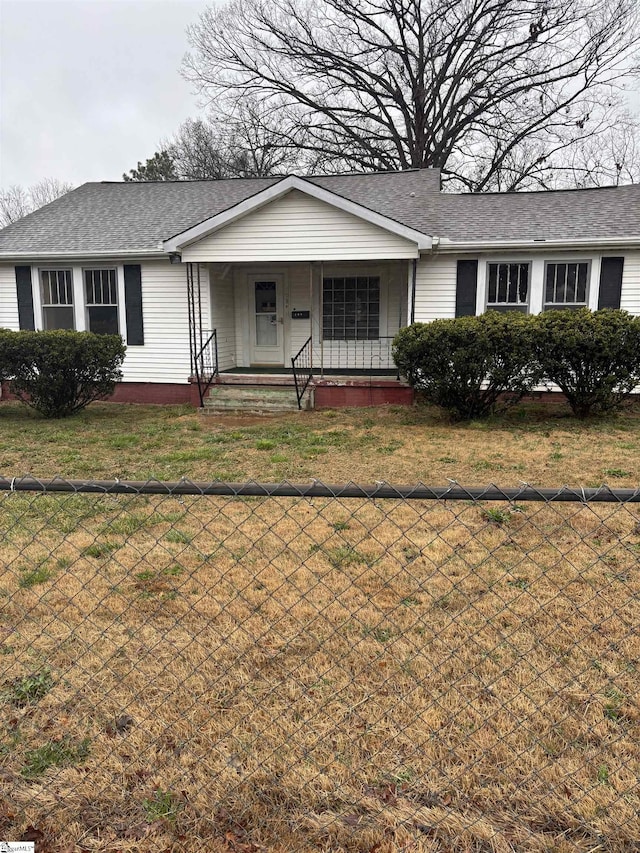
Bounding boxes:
[621,252,640,315]
[289,263,314,362]
[414,251,640,321]
[180,190,419,263]
[120,260,197,384]
[207,266,236,371]
[413,255,458,321]
[0,265,19,329]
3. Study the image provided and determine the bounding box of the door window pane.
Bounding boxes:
[255,281,277,347]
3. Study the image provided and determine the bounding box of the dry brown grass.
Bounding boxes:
[0,399,640,487]
[1,490,639,851]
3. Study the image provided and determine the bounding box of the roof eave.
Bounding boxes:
[435,236,640,253]
[0,248,167,261]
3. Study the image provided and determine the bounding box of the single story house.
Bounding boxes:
[0,169,638,409]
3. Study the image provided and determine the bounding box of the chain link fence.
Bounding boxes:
[1,477,639,852]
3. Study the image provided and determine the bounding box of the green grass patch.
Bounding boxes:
[18,564,53,589]
[82,542,117,559]
[21,736,90,779]
[142,789,182,823]
[325,546,370,569]
[5,669,53,706]
[165,530,192,545]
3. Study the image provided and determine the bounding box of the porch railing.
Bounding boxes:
[291,336,313,409]
[319,336,398,377]
[194,328,219,407]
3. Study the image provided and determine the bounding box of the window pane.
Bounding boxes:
[85,269,117,305]
[545,265,556,304]
[43,306,74,330]
[87,306,119,335]
[41,269,73,306]
[487,265,497,303]
[487,263,529,307]
[566,263,577,302]
[544,262,589,307]
[576,263,588,303]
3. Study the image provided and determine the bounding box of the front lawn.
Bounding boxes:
[0,399,639,486]
[1,400,639,850]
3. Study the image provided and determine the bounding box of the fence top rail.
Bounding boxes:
[1,476,640,503]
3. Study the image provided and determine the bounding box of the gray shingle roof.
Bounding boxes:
[436,185,640,242]
[0,168,638,255]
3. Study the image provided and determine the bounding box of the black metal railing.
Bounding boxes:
[291,335,313,409]
[319,336,398,377]
[194,328,218,407]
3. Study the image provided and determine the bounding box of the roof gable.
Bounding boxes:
[179,188,423,262]
[163,175,432,253]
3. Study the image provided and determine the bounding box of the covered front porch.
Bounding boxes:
[186,259,414,410]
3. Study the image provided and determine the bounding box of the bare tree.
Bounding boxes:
[184,0,640,190]
[168,99,303,179]
[0,178,74,227]
[0,185,30,228]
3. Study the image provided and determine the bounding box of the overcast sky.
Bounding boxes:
[1,0,639,191]
[0,0,210,188]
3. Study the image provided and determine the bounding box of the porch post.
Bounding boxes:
[408,258,417,325]
[319,261,324,377]
[309,262,313,370]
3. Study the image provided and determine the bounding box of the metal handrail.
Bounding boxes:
[194,329,219,407]
[291,336,313,410]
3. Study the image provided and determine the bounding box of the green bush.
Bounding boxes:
[393,312,540,420]
[533,308,640,418]
[0,330,125,418]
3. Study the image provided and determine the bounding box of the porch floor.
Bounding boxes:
[221,367,399,377]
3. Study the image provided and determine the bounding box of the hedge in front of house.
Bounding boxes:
[532,308,640,418]
[393,309,640,420]
[0,330,126,418]
[392,311,540,421]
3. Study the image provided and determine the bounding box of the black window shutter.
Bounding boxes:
[455,259,478,317]
[15,266,35,330]
[124,264,144,345]
[598,257,624,310]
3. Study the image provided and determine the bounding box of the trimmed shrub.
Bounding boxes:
[393,312,540,421]
[0,330,125,418]
[533,308,640,418]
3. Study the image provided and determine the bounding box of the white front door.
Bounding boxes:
[249,276,285,365]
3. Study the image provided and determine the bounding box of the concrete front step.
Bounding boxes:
[216,373,297,386]
[202,384,310,414]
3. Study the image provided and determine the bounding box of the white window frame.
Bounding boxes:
[476,254,602,315]
[32,263,127,336]
[38,267,76,330]
[483,260,532,313]
[543,260,591,310]
[83,267,120,334]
